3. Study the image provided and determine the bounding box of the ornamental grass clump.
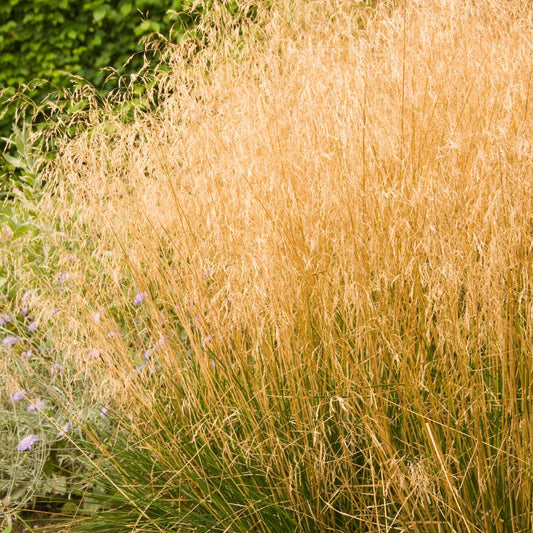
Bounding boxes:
[19,0,533,530]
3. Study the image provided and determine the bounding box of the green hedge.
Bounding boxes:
[0,0,256,199]
[1,0,192,87]
[0,0,208,139]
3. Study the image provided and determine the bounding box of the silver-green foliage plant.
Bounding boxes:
[0,123,45,202]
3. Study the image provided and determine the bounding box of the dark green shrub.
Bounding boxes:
[0,0,209,89]
[0,0,210,141]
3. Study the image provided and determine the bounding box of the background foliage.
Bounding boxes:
[0,0,212,141]
[0,0,252,199]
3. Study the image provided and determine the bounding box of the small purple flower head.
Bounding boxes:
[27,400,45,412]
[17,434,38,452]
[59,421,71,436]
[143,349,151,361]
[57,272,71,284]
[21,350,32,361]
[22,289,34,303]
[92,310,102,324]
[106,331,121,339]
[51,363,63,376]
[2,335,19,346]
[0,314,12,326]
[87,348,103,360]
[100,405,109,418]
[133,291,148,306]
[12,389,27,402]
[28,320,40,332]
[20,306,30,317]
[201,334,214,348]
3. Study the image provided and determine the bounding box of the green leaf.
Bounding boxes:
[120,3,133,16]
[2,153,22,168]
[12,222,36,239]
[93,5,108,22]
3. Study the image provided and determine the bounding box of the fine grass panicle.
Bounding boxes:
[5,0,532,531]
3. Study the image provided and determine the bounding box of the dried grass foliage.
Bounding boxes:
[34,0,533,529]
[51,0,532,359]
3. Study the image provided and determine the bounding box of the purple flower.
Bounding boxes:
[17,434,38,451]
[22,290,34,303]
[57,272,71,284]
[21,350,32,361]
[27,400,45,412]
[0,314,12,326]
[87,348,103,360]
[2,335,19,346]
[106,331,121,339]
[59,421,71,436]
[20,306,30,317]
[51,363,63,375]
[92,310,102,324]
[100,405,109,418]
[133,291,148,306]
[201,334,214,348]
[12,389,27,402]
[28,320,39,332]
